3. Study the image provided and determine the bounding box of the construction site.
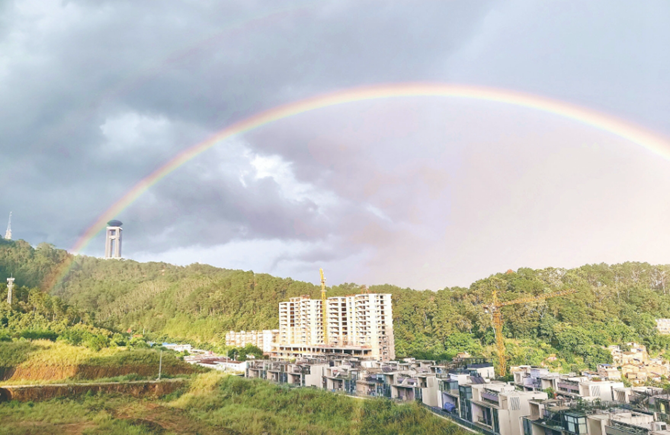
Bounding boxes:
[227,269,396,361]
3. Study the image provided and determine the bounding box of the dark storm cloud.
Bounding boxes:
[2,0,669,288]
[0,0,493,255]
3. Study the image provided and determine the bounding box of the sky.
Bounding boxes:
[1,0,669,290]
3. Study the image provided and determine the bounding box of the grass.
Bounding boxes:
[0,372,468,434]
[172,374,463,434]
[0,340,122,367]
[0,340,199,385]
[0,341,41,367]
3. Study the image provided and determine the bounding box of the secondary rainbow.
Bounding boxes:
[48,82,670,289]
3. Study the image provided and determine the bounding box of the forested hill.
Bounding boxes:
[2,238,670,371]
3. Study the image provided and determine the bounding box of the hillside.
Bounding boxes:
[0,372,466,435]
[0,340,199,384]
[2,239,670,371]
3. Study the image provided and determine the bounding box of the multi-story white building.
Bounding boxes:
[512,366,624,401]
[554,377,624,401]
[275,293,395,361]
[279,295,324,345]
[225,329,279,354]
[524,399,670,435]
[469,383,548,435]
[327,293,395,360]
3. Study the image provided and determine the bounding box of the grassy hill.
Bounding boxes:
[2,239,670,372]
[0,340,198,384]
[0,372,466,435]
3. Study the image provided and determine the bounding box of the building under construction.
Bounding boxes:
[273,293,395,361]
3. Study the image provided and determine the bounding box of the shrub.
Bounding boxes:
[58,329,87,346]
[84,334,110,351]
[110,333,127,347]
[19,329,57,341]
[129,337,150,349]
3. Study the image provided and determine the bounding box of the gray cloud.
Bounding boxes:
[1,0,669,289]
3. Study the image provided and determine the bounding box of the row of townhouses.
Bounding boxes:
[246,356,493,403]
[244,359,670,435]
[521,391,670,435]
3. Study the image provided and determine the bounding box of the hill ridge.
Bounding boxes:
[2,239,670,369]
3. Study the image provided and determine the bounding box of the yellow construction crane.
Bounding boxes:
[484,287,576,377]
[320,268,328,345]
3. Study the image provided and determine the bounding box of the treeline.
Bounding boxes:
[0,281,132,351]
[0,244,142,351]
[2,240,670,372]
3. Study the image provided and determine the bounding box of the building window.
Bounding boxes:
[523,418,533,435]
[564,415,587,434]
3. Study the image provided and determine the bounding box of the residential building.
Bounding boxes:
[554,377,624,401]
[325,363,360,395]
[225,329,279,354]
[613,386,661,404]
[511,366,564,392]
[523,399,590,435]
[279,296,324,346]
[286,361,328,388]
[610,344,649,366]
[274,293,395,361]
[470,382,548,435]
[327,293,395,360]
[598,364,623,381]
[162,343,193,353]
[607,343,670,385]
[656,319,670,335]
[437,372,480,414]
[524,400,670,435]
[512,367,624,402]
[244,355,670,435]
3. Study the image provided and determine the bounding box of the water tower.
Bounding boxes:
[104,220,123,259]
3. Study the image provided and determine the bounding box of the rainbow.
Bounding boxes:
[47,82,670,290]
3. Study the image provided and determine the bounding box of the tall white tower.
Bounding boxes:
[4,212,11,240]
[104,220,123,259]
[7,277,14,305]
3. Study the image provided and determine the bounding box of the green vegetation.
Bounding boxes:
[227,344,263,361]
[0,340,199,384]
[3,239,670,431]
[3,240,670,373]
[0,372,465,434]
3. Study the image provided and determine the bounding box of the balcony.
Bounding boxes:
[476,417,493,428]
[481,390,500,403]
[557,382,580,393]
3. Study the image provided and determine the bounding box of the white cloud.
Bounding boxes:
[99,112,170,153]
[132,236,373,285]
[249,153,339,210]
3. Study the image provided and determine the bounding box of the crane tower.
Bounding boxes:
[484,285,576,377]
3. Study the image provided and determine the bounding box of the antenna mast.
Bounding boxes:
[4,212,11,240]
